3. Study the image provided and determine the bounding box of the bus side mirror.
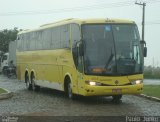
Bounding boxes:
[79,43,84,56]
[144,47,147,57]
[140,40,147,57]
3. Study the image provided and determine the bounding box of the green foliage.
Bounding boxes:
[144,66,160,79]
[0,28,19,53]
[0,88,7,94]
[143,85,160,98]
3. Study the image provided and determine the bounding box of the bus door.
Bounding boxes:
[76,42,84,94]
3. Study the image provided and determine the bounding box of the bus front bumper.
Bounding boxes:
[83,84,143,96]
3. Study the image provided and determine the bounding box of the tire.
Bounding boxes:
[112,95,122,103]
[25,74,32,90]
[31,74,40,91]
[7,73,11,78]
[67,81,76,100]
[7,70,11,78]
[2,67,7,76]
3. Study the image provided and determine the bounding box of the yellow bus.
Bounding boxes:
[16,18,147,101]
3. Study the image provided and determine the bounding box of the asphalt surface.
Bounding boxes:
[144,79,160,85]
[0,74,160,118]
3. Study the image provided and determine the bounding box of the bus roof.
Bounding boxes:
[18,18,135,34]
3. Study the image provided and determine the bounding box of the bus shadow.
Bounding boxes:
[30,88,122,105]
[74,96,123,105]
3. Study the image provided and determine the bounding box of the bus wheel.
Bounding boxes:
[68,82,73,99]
[31,74,40,92]
[25,73,32,90]
[67,82,76,100]
[112,95,122,103]
[2,67,7,76]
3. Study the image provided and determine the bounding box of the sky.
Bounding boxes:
[0,0,160,67]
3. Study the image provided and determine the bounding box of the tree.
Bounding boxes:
[0,28,19,53]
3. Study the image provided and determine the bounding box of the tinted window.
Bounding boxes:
[17,24,71,51]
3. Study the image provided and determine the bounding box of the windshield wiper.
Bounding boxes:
[118,57,133,60]
[104,53,114,70]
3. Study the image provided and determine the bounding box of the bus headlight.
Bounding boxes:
[85,81,102,86]
[89,81,96,86]
[131,80,143,85]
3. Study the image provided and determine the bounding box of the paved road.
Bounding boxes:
[144,79,160,85]
[0,75,160,117]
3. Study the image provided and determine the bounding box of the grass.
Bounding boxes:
[0,88,7,94]
[143,85,160,98]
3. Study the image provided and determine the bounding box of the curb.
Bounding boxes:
[137,94,160,102]
[0,88,13,100]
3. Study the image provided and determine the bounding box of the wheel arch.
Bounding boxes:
[30,69,36,80]
[24,68,29,83]
[64,73,72,92]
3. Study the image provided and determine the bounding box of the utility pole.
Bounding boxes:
[135,1,147,57]
[135,1,146,42]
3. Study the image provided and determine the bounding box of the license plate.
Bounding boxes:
[112,89,122,93]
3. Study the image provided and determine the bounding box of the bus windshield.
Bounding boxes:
[82,24,143,76]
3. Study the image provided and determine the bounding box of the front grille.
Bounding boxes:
[101,82,132,86]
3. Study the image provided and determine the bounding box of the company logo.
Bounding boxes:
[114,80,119,85]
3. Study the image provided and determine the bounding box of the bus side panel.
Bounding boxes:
[16,53,25,81]
[16,64,21,80]
[17,50,64,90]
[59,49,79,94]
[29,50,61,88]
